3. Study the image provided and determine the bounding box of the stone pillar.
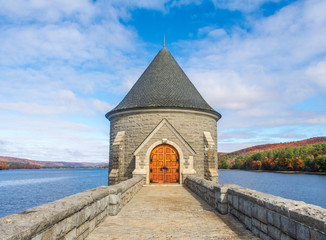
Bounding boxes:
[109,131,125,185]
[182,156,196,183]
[203,131,218,183]
[132,156,147,180]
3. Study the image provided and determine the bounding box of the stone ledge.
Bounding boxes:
[0,186,111,240]
[185,175,218,191]
[227,187,326,232]
[0,176,144,240]
[117,176,143,194]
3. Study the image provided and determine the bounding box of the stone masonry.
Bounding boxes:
[108,109,218,184]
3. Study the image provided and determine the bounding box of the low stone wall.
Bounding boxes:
[184,175,230,214]
[184,176,326,240]
[0,176,143,240]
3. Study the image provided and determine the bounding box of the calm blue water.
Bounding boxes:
[219,170,326,209]
[0,169,325,218]
[0,169,107,218]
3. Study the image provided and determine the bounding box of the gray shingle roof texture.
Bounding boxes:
[107,47,220,118]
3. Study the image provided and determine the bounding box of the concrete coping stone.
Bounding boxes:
[117,176,143,194]
[288,203,326,232]
[228,187,326,232]
[186,176,218,191]
[186,176,241,193]
[0,176,144,240]
[214,184,241,193]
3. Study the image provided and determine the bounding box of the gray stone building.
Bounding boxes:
[106,46,221,185]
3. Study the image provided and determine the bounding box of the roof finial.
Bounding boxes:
[163,34,165,48]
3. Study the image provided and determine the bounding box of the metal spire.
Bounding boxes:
[164,34,165,47]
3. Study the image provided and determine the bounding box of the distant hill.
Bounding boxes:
[218,137,326,172]
[0,156,107,169]
[220,137,326,158]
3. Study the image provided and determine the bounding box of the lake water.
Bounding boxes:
[0,169,325,218]
[0,169,107,218]
[218,170,326,209]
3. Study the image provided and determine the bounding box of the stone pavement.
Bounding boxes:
[87,185,258,240]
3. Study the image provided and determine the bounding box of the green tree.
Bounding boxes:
[316,154,326,171]
[234,157,243,169]
[219,158,230,169]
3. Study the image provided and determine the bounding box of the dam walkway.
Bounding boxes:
[86,185,257,240]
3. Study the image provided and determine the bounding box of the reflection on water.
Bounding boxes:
[0,176,73,187]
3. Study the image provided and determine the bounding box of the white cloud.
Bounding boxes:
[0,0,95,23]
[0,88,111,117]
[306,61,326,89]
[212,0,281,12]
[188,69,271,111]
[170,0,326,151]
[111,0,169,11]
[1,0,326,157]
[0,22,137,68]
[92,99,112,113]
[306,115,326,125]
[0,0,145,162]
[179,0,326,118]
[170,0,202,7]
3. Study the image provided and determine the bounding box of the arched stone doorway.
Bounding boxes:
[149,144,180,184]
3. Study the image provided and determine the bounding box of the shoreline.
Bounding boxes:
[219,169,326,175]
[0,167,106,171]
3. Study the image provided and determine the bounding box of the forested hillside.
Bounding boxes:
[0,156,106,169]
[219,137,326,158]
[219,138,326,172]
[0,161,40,170]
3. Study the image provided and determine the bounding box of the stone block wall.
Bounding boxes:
[184,175,235,214]
[228,187,326,240]
[184,176,217,209]
[0,176,143,240]
[184,176,326,240]
[108,108,218,183]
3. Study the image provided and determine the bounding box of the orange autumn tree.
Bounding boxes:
[0,162,10,170]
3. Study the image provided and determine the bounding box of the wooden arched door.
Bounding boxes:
[149,144,180,184]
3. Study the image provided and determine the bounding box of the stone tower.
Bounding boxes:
[106,47,221,185]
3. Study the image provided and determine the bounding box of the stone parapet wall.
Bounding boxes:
[184,176,326,240]
[184,176,235,214]
[0,176,143,240]
[184,175,218,209]
[228,187,326,240]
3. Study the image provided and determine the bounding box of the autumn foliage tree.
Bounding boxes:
[0,162,10,170]
[0,161,40,170]
[218,142,326,172]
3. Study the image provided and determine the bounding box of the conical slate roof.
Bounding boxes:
[106,47,221,119]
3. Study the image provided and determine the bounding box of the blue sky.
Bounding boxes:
[0,0,326,163]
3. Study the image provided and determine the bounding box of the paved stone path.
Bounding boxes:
[87,185,258,240]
